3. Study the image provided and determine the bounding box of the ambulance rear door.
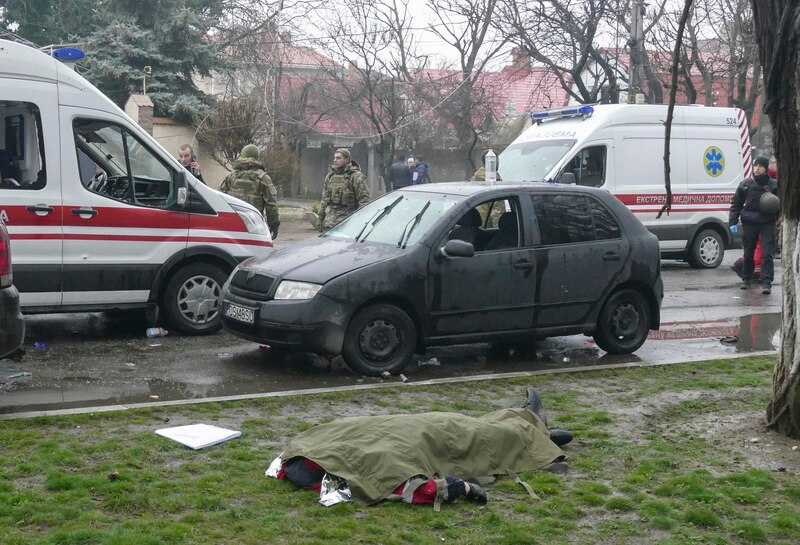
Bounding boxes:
[0,79,63,307]
[59,108,189,307]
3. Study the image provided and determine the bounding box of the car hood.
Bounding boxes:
[242,236,409,284]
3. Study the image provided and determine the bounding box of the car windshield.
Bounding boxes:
[499,139,576,182]
[324,191,461,245]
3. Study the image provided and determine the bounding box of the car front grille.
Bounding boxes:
[229,269,274,301]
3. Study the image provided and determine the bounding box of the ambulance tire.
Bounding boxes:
[163,263,227,335]
[688,229,724,269]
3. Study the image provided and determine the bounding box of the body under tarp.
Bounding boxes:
[281,408,563,504]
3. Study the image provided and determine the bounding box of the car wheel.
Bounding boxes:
[688,229,724,269]
[593,289,650,354]
[341,304,417,376]
[163,263,228,335]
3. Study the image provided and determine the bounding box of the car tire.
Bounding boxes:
[593,289,650,354]
[163,263,227,335]
[688,229,724,269]
[341,304,417,376]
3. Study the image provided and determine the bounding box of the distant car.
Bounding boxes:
[1,218,25,359]
[221,182,663,375]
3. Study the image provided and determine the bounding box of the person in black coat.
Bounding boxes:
[729,156,779,294]
[388,154,412,190]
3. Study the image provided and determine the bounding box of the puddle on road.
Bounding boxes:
[2,312,781,416]
[648,312,781,352]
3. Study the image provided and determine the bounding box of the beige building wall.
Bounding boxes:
[152,117,231,189]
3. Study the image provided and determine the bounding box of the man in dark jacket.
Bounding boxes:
[729,156,779,294]
[413,155,430,184]
[388,154,412,190]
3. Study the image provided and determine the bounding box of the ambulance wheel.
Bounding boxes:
[593,289,650,354]
[342,304,417,376]
[688,229,724,269]
[163,263,227,335]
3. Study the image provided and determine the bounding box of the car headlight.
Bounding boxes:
[274,281,323,300]
[232,204,269,237]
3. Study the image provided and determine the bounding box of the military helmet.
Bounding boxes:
[241,144,260,160]
[759,191,780,214]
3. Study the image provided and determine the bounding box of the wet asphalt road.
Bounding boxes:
[0,222,782,416]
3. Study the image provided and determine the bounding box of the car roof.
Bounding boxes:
[398,181,607,198]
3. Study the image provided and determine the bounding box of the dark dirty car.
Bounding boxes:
[1,217,25,359]
[221,182,663,376]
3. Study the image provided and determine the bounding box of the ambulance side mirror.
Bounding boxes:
[177,186,188,207]
[559,172,576,185]
[176,171,189,208]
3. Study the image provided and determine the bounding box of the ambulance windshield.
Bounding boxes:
[498,139,576,182]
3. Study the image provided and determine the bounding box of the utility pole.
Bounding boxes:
[628,0,646,103]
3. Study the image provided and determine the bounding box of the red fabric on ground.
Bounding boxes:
[391,478,438,504]
[755,238,762,269]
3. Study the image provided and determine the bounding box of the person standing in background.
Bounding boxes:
[389,154,412,190]
[177,144,205,184]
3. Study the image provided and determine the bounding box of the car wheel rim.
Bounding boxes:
[177,275,221,325]
[359,319,401,362]
[611,302,641,340]
[698,236,720,264]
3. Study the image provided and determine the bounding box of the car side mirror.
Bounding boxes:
[559,172,576,185]
[439,239,475,259]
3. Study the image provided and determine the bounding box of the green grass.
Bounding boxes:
[1,355,798,544]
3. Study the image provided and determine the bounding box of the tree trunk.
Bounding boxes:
[751,1,800,439]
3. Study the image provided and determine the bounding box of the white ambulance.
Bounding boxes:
[499,104,753,268]
[0,40,272,334]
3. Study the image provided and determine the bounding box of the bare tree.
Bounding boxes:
[311,0,420,180]
[195,93,269,169]
[649,0,760,124]
[751,0,800,439]
[496,0,623,105]
[415,0,508,176]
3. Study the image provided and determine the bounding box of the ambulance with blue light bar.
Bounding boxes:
[499,104,752,268]
[0,39,273,334]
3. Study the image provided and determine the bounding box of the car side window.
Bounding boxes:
[73,119,176,208]
[0,101,46,190]
[588,196,621,240]
[531,194,594,245]
[446,198,521,251]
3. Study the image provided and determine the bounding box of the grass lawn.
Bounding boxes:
[1,355,799,544]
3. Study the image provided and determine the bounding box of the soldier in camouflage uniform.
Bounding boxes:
[317,148,371,231]
[220,144,280,239]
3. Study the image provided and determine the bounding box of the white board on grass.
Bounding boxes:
[155,423,241,449]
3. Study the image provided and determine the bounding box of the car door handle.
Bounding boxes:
[513,260,534,270]
[26,204,54,213]
[603,252,620,262]
[70,207,98,217]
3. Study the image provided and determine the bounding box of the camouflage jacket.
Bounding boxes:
[470,167,502,182]
[319,160,370,228]
[220,157,280,232]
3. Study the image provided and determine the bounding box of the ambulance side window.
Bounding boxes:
[0,101,46,190]
[562,146,606,188]
[73,119,176,208]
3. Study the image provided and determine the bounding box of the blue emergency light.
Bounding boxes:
[50,47,85,61]
[530,104,594,121]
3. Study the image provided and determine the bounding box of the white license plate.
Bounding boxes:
[225,303,255,324]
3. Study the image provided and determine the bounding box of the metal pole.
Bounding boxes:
[628,0,645,103]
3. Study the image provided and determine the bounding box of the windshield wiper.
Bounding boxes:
[357,196,404,242]
[397,200,431,248]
